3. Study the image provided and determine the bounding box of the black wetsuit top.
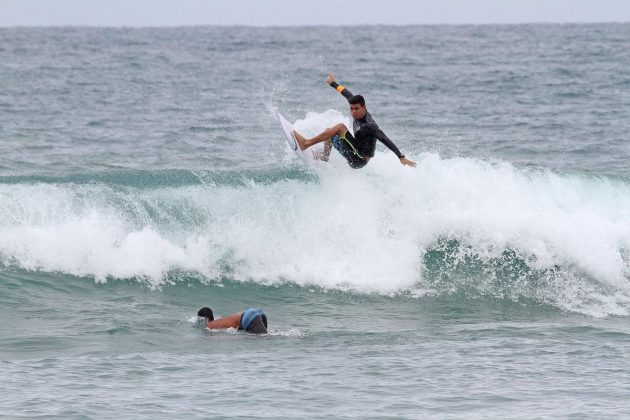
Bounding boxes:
[329,81,404,159]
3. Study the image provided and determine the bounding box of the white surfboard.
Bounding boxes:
[278,113,316,165]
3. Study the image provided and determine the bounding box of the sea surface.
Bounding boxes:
[1,24,630,418]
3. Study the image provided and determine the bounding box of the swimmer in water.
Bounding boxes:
[197,307,268,334]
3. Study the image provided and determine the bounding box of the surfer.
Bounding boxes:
[292,72,417,169]
[197,307,268,334]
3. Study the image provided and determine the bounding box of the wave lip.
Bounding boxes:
[1,119,630,317]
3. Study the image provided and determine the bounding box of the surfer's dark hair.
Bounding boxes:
[349,95,365,106]
[197,307,214,321]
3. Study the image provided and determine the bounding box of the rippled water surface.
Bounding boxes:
[1,24,630,418]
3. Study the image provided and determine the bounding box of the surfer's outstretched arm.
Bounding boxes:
[326,72,353,102]
[367,124,418,167]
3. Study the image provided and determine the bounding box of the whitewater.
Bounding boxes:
[2,109,629,317]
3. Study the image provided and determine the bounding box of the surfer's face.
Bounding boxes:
[350,103,366,120]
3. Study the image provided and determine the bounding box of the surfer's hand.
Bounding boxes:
[400,157,417,167]
[326,72,336,85]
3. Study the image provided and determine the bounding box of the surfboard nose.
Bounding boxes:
[278,112,316,165]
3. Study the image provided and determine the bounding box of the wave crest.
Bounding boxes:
[1,147,629,317]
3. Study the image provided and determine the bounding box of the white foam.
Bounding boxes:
[1,112,630,316]
[266,328,304,337]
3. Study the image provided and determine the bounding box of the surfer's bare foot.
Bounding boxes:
[291,129,308,151]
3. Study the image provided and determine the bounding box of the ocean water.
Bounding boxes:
[1,24,630,418]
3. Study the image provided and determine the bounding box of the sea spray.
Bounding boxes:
[1,112,629,316]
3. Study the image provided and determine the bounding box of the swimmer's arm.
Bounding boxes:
[326,72,353,102]
[206,312,242,329]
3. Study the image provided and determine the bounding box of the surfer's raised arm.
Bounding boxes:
[326,72,353,102]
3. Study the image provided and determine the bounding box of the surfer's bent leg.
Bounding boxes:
[313,139,333,161]
[292,124,348,151]
[322,138,333,161]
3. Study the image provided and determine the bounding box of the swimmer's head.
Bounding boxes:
[197,307,214,321]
